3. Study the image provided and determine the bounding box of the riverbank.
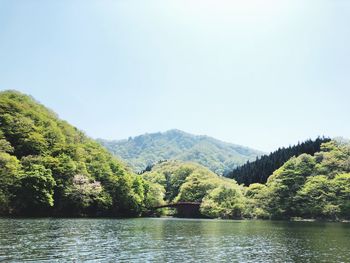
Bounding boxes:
[2,214,350,223]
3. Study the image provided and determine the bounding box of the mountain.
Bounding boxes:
[1,90,349,221]
[98,129,264,175]
[0,90,157,217]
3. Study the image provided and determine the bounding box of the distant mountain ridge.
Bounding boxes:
[98,129,264,175]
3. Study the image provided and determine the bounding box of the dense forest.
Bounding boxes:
[141,160,238,203]
[143,141,350,220]
[0,90,163,217]
[241,140,350,220]
[226,137,331,185]
[98,129,263,175]
[141,160,244,218]
[1,90,350,220]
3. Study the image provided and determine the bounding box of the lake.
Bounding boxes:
[0,218,349,262]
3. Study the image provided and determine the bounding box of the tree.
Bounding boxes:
[264,154,316,218]
[63,174,112,216]
[243,183,269,219]
[200,184,244,219]
[314,141,350,178]
[175,172,221,202]
[227,137,330,185]
[0,152,21,214]
[0,113,48,158]
[15,163,56,215]
[328,173,350,218]
[294,173,350,219]
[294,175,338,219]
[143,181,165,208]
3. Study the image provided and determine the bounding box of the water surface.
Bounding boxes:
[0,218,349,262]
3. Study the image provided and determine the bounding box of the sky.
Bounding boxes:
[0,0,349,152]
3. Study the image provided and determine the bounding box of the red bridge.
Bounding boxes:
[152,202,202,218]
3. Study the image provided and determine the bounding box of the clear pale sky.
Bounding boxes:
[0,0,349,152]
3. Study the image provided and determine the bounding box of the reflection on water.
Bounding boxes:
[0,218,349,262]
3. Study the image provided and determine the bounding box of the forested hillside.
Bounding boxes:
[1,90,349,221]
[98,130,263,175]
[0,90,162,217]
[142,141,350,220]
[226,137,330,185]
[141,160,244,218]
[243,140,350,220]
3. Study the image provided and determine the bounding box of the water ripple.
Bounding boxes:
[0,218,350,262]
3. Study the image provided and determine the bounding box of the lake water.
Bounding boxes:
[0,218,350,262]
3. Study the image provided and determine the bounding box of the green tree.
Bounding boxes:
[294,175,338,219]
[243,183,269,219]
[0,152,21,214]
[332,173,350,218]
[63,174,112,216]
[265,154,316,218]
[175,172,221,202]
[0,113,48,157]
[315,141,350,178]
[15,163,56,215]
[200,184,244,219]
[143,181,165,208]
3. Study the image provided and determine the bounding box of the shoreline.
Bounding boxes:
[1,215,349,223]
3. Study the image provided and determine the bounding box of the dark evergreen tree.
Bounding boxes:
[226,137,331,185]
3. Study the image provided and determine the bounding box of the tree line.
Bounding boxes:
[226,137,331,185]
[142,140,350,220]
[1,90,350,221]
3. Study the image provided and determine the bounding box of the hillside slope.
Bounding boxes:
[0,90,157,217]
[226,137,331,185]
[98,130,263,175]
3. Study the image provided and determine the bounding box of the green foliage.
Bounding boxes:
[227,137,330,185]
[295,173,350,219]
[0,90,149,217]
[200,184,244,219]
[142,141,350,220]
[294,175,337,218]
[143,181,166,208]
[243,183,269,219]
[98,129,263,175]
[264,154,316,218]
[314,141,350,177]
[175,172,222,202]
[143,160,246,218]
[1,90,350,221]
[15,163,56,215]
[0,152,21,213]
[259,141,350,220]
[63,174,112,216]
[142,160,222,202]
[0,130,14,153]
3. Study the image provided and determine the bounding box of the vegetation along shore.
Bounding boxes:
[1,90,349,221]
